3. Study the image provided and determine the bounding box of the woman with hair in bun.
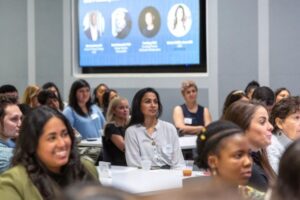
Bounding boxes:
[195,120,264,199]
[196,120,252,186]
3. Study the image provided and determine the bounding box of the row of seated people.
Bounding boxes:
[0,79,296,197]
[0,103,299,200]
[0,79,293,169]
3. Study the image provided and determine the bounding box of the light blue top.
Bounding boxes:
[0,139,14,174]
[63,105,105,139]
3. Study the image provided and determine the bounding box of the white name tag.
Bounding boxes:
[91,113,99,120]
[184,118,192,125]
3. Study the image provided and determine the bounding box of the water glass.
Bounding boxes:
[140,157,152,170]
[99,161,112,178]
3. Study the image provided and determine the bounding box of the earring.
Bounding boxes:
[211,168,217,176]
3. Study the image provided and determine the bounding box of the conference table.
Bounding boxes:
[78,137,102,147]
[78,136,198,164]
[99,165,207,195]
[79,135,197,149]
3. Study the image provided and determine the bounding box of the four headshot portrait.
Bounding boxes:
[139,7,161,38]
[83,11,105,42]
[83,4,192,41]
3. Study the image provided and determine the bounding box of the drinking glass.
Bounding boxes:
[182,160,194,176]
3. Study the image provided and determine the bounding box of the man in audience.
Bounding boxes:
[0,84,19,103]
[0,96,22,173]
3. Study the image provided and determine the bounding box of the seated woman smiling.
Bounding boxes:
[0,106,99,200]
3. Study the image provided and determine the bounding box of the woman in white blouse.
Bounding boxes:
[125,87,184,169]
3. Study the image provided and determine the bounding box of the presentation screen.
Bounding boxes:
[77,0,206,73]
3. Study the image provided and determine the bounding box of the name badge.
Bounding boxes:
[184,118,192,125]
[91,113,99,120]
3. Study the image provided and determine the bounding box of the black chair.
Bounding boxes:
[101,136,112,163]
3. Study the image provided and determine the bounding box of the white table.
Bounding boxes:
[178,136,197,150]
[78,138,102,147]
[99,165,206,195]
[78,136,197,150]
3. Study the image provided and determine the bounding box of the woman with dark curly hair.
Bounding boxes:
[267,96,300,173]
[0,106,99,200]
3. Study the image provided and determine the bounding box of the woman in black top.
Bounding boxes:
[173,80,212,135]
[102,97,129,166]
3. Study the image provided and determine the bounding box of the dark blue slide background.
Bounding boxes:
[78,0,200,67]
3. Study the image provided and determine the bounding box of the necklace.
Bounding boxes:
[151,138,156,146]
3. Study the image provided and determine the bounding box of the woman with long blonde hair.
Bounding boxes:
[102,96,130,166]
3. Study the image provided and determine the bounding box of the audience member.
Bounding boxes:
[102,97,129,166]
[0,96,22,173]
[269,139,300,200]
[102,89,118,118]
[222,90,248,116]
[267,96,300,173]
[63,79,105,139]
[223,100,276,192]
[0,84,31,116]
[125,87,184,169]
[195,120,264,199]
[0,84,19,102]
[42,82,65,111]
[173,80,212,136]
[93,83,108,111]
[37,90,60,111]
[252,86,275,114]
[21,85,40,108]
[274,87,290,103]
[0,106,99,199]
[244,80,260,99]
